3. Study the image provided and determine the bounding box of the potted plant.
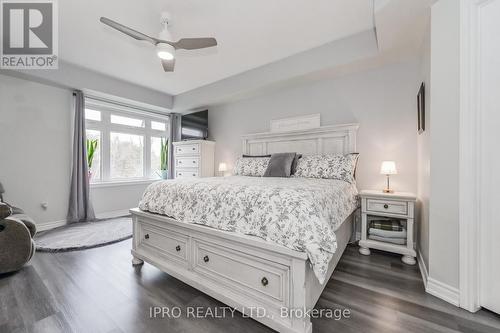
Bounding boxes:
[160,138,169,179]
[87,138,98,180]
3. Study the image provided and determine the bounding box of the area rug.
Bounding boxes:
[35,216,132,252]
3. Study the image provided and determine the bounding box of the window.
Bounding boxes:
[110,114,144,128]
[85,99,170,184]
[110,132,144,178]
[151,137,162,177]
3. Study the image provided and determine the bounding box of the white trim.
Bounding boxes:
[270,114,320,133]
[90,179,156,189]
[427,277,460,307]
[36,210,131,232]
[37,219,67,232]
[96,209,130,220]
[418,250,429,290]
[84,90,171,115]
[458,0,488,313]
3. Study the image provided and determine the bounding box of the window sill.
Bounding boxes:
[90,179,159,189]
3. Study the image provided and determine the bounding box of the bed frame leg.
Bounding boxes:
[132,256,144,266]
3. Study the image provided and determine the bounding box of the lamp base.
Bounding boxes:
[383,188,394,193]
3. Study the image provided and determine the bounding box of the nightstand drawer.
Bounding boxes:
[366,199,408,215]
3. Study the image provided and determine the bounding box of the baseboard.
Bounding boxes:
[417,250,429,289]
[96,209,130,220]
[37,209,130,232]
[426,277,460,307]
[37,219,67,232]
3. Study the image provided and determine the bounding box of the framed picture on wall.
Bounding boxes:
[417,82,425,134]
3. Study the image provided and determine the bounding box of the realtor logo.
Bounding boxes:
[1,0,58,69]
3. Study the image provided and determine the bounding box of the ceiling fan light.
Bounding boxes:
[156,43,175,60]
[157,51,174,60]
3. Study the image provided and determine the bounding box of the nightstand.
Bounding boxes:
[358,190,417,265]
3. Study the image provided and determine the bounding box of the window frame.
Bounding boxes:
[85,99,169,185]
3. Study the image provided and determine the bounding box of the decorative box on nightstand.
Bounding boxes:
[358,190,417,265]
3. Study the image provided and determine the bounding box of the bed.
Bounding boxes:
[130,123,359,333]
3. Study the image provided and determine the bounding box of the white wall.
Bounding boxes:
[209,60,420,193]
[0,74,151,226]
[0,74,72,225]
[417,23,431,271]
[428,0,460,289]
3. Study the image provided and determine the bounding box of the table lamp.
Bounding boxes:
[380,161,397,193]
[218,162,227,177]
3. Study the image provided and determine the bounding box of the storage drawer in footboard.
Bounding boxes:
[192,238,290,308]
[137,222,189,268]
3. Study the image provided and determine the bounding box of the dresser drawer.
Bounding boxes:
[175,143,199,155]
[176,157,199,168]
[366,198,408,215]
[176,170,199,178]
[192,239,289,305]
[138,223,188,266]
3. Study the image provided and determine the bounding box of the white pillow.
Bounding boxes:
[294,153,359,183]
[233,157,271,177]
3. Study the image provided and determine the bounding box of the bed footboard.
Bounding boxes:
[130,208,352,333]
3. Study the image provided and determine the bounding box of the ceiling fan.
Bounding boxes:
[100,12,217,72]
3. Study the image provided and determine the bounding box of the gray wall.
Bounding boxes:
[0,74,153,225]
[1,61,173,110]
[417,23,431,271]
[209,60,420,193]
[0,74,72,225]
[428,0,460,289]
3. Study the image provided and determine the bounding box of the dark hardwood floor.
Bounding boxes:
[1,240,499,333]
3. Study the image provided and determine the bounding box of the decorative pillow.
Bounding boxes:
[294,153,359,183]
[233,157,271,176]
[263,153,296,177]
[291,154,302,175]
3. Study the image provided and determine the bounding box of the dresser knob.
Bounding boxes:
[175,245,181,252]
[144,234,149,239]
[192,174,196,176]
[192,161,196,163]
[383,204,389,209]
[203,255,209,263]
[261,277,269,286]
[192,147,196,150]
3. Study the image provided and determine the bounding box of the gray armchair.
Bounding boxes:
[0,183,37,274]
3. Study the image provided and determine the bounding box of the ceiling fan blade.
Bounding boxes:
[161,58,175,72]
[173,38,217,50]
[100,17,159,45]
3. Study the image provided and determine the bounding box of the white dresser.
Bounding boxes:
[172,140,215,179]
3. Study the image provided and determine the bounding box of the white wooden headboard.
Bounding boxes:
[241,123,359,155]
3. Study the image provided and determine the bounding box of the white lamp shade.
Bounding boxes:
[218,162,227,172]
[380,161,397,175]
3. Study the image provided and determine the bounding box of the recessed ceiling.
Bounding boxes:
[59,0,374,95]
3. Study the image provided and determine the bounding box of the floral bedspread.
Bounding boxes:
[138,176,358,284]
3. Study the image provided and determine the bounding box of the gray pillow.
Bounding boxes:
[263,153,296,177]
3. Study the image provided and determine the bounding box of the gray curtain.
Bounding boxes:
[168,113,182,179]
[67,91,95,222]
